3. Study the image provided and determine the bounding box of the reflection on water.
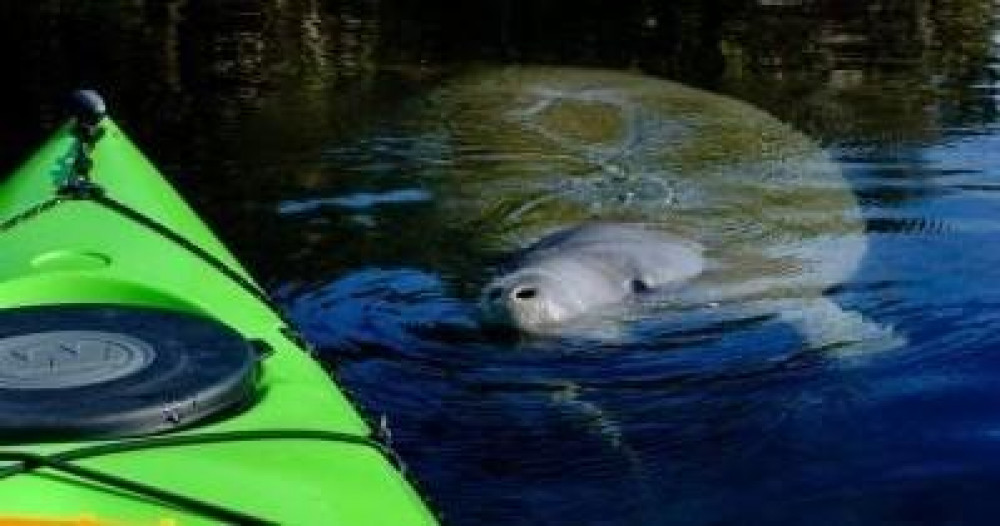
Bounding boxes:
[277,188,432,215]
[3,1,1000,525]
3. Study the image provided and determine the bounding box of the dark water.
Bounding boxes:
[3,1,1000,524]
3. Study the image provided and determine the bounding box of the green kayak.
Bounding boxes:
[0,92,439,525]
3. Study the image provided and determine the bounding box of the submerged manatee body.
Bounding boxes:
[391,66,898,350]
[481,223,704,333]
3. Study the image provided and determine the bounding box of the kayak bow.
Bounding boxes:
[0,92,439,525]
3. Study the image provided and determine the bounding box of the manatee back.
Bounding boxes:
[511,223,706,290]
[400,66,865,296]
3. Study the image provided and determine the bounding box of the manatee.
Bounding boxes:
[374,66,900,351]
[480,223,705,334]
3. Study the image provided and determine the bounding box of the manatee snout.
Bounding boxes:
[479,223,705,335]
[479,269,593,332]
[480,280,543,324]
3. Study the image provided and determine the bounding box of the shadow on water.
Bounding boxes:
[2,1,1000,525]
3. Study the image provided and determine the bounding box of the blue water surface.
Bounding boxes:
[272,17,1000,526]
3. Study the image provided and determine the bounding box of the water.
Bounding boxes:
[2,1,1000,524]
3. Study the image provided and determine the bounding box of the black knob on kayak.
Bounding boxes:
[69,89,107,127]
[61,89,107,198]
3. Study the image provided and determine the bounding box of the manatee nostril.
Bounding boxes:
[630,279,650,293]
[513,287,538,300]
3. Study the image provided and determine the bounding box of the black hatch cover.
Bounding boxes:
[0,304,258,441]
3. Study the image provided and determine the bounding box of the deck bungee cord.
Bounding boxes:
[0,429,404,525]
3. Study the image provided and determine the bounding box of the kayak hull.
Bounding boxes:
[0,118,438,525]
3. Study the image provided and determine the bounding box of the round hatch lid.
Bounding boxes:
[0,304,259,441]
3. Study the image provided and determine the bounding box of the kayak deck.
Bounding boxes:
[0,102,438,524]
